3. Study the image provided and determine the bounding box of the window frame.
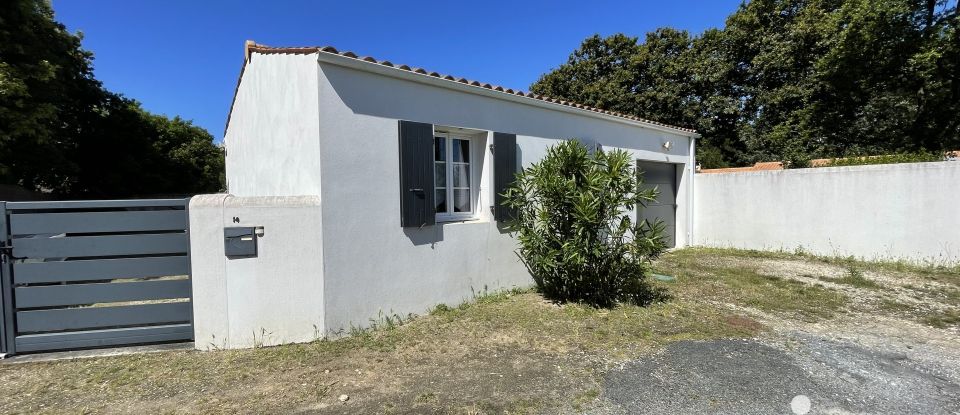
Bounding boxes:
[433,130,478,222]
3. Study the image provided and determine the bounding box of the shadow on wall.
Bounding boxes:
[319,64,678,154]
[404,225,444,246]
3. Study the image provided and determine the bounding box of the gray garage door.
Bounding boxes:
[637,161,677,248]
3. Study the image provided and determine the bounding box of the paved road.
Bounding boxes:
[597,336,960,414]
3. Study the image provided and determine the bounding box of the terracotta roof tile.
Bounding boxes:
[232,41,699,135]
[809,158,832,167]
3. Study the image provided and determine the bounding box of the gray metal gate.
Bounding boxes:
[0,199,193,355]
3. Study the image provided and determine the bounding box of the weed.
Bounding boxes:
[572,388,601,411]
[817,266,882,289]
[875,299,915,314]
[252,328,272,349]
[315,380,339,402]
[921,310,960,329]
[414,392,439,404]
[431,303,453,315]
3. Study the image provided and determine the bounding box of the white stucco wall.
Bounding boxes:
[189,194,324,350]
[224,53,322,197]
[694,162,960,264]
[313,59,695,333]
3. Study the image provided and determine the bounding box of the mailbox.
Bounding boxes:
[224,227,258,257]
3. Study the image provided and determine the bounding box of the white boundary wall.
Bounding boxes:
[190,195,324,350]
[694,161,960,264]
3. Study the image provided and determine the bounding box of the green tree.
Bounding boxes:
[0,0,223,198]
[532,0,959,167]
[503,141,667,307]
[531,30,700,139]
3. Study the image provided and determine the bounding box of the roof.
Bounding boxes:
[226,41,699,136]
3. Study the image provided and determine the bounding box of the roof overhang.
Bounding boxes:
[226,41,700,139]
[313,51,700,138]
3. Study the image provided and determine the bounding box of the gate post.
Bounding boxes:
[0,201,14,356]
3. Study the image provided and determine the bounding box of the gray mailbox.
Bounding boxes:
[224,227,258,257]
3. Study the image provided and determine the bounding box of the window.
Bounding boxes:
[434,132,474,220]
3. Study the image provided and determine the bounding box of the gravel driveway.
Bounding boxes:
[597,333,960,414]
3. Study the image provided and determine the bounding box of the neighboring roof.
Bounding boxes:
[700,151,959,174]
[226,40,699,136]
[698,161,784,174]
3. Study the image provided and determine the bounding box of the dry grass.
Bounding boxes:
[662,247,960,328]
[0,294,762,414]
[652,249,849,322]
[4,247,956,414]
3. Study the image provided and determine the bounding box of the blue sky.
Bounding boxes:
[52,0,744,142]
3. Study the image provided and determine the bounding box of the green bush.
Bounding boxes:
[503,140,667,307]
[818,151,947,168]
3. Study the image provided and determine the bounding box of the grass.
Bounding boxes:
[425,287,761,358]
[817,266,883,289]
[876,299,915,314]
[686,246,960,286]
[0,285,764,414]
[668,247,960,329]
[922,310,960,329]
[571,387,601,412]
[653,248,849,321]
[6,247,958,414]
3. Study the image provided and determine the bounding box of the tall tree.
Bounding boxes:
[0,0,223,198]
[532,0,959,167]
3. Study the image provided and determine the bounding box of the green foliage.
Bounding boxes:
[817,266,883,289]
[532,0,959,168]
[0,0,224,198]
[818,151,947,167]
[503,140,667,307]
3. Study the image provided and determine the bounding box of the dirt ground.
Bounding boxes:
[1,248,957,414]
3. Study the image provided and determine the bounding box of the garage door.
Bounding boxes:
[637,161,677,248]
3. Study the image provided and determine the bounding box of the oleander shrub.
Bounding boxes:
[503,140,667,307]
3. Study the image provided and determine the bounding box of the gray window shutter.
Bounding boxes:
[399,120,436,227]
[493,132,518,222]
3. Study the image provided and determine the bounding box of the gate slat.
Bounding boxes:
[17,302,192,333]
[6,199,187,210]
[13,233,188,259]
[4,198,194,354]
[15,324,193,353]
[10,210,186,235]
[15,279,191,308]
[14,256,190,284]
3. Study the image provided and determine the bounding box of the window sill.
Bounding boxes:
[436,215,485,225]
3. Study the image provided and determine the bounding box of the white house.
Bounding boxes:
[191,41,698,349]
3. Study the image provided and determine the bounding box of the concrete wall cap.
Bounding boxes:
[221,195,322,207]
